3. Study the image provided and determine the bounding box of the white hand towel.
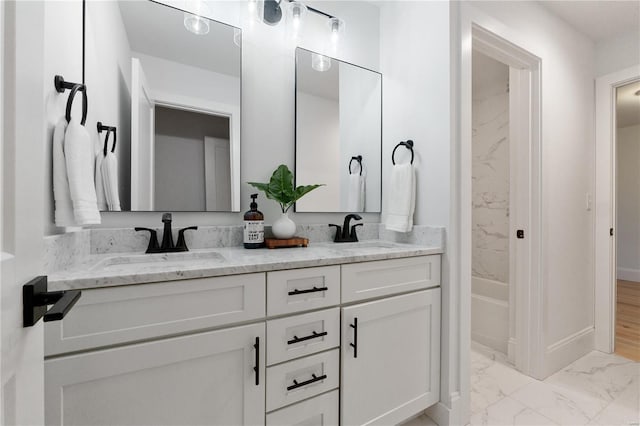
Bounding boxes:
[64,118,101,225]
[347,174,365,212]
[384,163,415,232]
[95,153,108,211]
[53,118,76,227]
[101,152,121,211]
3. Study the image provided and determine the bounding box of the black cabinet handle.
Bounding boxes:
[23,276,82,327]
[350,317,358,358]
[286,373,327,391]
[253,337,260,386]
[287,331,328,345]
[288,286,328,296]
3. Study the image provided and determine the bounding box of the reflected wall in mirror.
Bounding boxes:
[295,48,382,213]
[85,0,241,212]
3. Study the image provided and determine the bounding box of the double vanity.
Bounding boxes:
[44,231,442,426]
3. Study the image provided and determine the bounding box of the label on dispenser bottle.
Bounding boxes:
[244,221,264,244]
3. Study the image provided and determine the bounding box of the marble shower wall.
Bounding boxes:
[471,52,510,284]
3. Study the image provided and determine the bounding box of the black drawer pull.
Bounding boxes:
[253,337,260,386]
[286,373,327,391]
[350,317,358,358]
[288,286,328,296]
[287,331,328,345]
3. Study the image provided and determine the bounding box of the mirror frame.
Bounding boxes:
[82,0,243,212]
[294,47,383,213]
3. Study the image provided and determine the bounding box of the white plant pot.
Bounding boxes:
[272,212,296,239]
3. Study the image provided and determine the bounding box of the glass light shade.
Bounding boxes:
[184,12,210,35]
[328,17,345,43]
[311,53,331,72]
[287,1,307,29]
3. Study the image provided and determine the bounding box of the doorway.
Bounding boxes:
[470,50,512,359]
[594,66,640,358]
[613,80,640,361]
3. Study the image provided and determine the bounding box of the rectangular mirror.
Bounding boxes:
[85,0,241,212]
[295,48,382,213]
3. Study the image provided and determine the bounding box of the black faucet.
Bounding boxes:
[329,214,363,243]
[135,213,198,253]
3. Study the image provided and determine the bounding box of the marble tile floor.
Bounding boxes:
[469,341,640,426]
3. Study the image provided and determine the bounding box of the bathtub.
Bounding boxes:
[471,276,509,354]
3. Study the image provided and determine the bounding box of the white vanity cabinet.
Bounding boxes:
[340,257,441,426]
[341,290,441,426]
[45,253,441,426]
[45,322,265,426]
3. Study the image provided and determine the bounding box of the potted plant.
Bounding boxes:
[248,164,323,239]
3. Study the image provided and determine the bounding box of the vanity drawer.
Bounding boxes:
[266,349,339,412]
[341,255,440,303]
[266,308,340,365]
[45,273,266,356]
[267,266,340,316]
[266,389,338,426]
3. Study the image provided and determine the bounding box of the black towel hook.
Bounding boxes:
[55,75,87,125]
[391,140,414,165]
[349,155,363,176]
[97,122,117,156]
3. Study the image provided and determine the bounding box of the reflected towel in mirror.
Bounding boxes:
[101,152,121,211]
[347,174,365,212]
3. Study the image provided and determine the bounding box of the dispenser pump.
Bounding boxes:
[250,194,258,210]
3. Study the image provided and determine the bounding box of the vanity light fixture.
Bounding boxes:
[251,0,345,43]
[183,0,211,35]
[311,53,331,72]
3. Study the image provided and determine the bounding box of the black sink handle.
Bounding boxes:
[135,227,160,253]
[176,226,198,251]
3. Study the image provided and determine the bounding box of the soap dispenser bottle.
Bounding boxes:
[244,194,265,249]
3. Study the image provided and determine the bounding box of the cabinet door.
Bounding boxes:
[341,289,440,426]
[45,323,265,426]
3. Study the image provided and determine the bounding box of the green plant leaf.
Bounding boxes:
[247,164,323,212]
[293,184,324,202]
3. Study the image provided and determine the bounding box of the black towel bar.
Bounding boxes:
[97,122,117,156]
[391,140,414,165]
[55,75,87,125]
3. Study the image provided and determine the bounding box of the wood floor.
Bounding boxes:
[615,280,640,362]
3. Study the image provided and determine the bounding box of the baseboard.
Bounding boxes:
[507,337,517,364]
[545,326,594,377]
[425,393,462,426]
[617,268,640,282]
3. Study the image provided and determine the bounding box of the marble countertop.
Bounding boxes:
[48,240,443,291]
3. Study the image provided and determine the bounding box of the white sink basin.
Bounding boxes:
[90,250,226,272]
[330,241,403,253]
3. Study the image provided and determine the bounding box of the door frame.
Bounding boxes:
[594,65,640,353]
[456,4,544,424]
[153,91,241,212]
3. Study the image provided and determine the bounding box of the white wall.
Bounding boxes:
[462,0,596,376]
[295,92,341,211]
[596,31,640,78]
[380,1,451,228]
[616,124,640,281]
[471,51,510,284]
[43,0,381,234]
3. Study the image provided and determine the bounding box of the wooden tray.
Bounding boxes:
[265,237,309,249]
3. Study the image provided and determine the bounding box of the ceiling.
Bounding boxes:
[538,1,640,42]
[118,1,241,77]
[616,80,640,128]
